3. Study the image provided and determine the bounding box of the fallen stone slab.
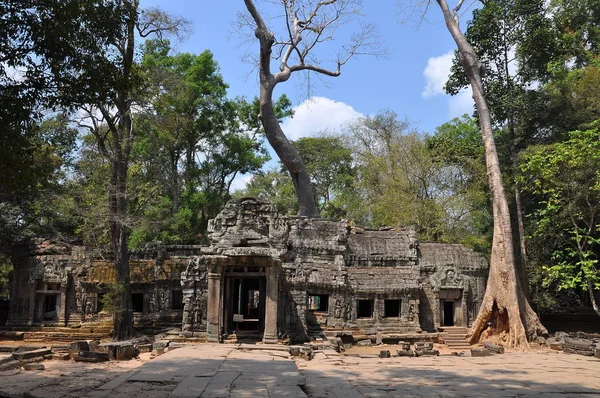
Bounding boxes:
[74,351,109,363]
[12,348,52,361]
[0,331,24,340]
[549,340,563,351]
[151,340,169,355]
[0,354,15,365]
[396,349,415,357]
[23,363,45,371]
[414,348,439,357]
[0,346,18,353]
[98,341,137,360]
[471,348,492,357]
[379,350,390,358]
[16,345,46,352]
[0,359,20,372]
[414,342,434,350]
[136,343,152,353]
[564,337,593,349]
[483,342,505,354]
[69,341,90,354]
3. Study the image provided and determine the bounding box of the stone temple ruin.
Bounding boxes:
[7,198,488,343]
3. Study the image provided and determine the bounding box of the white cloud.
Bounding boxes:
[448,88,475,119]
[422,52,454,98]
[422,51,475,119]
[280,96,362,140]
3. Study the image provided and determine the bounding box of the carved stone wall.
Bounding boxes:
[7,198,489,342]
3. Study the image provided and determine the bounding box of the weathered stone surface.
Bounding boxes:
[74,351,109,362]
[23,363,45,371]
[97,342,137,360]
[12,349,51,361]
[7,197,488,345]
[356,340,372,347]
[483,342,505,354]
[379,350,390,358]
[414,342,434,350]
[396,349,415,357]
[152,340,169,355]
[69,341,89,354]
[471,348,491,357]
[414,348,439,357]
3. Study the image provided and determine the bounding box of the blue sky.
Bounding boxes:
[139,1,475,187]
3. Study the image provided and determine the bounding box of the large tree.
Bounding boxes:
[434,0,546,348]
[77,1,187,340]
[242,0,380,217]
[520,127,600,316]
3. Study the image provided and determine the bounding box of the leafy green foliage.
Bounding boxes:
[99,283,127,315]
[519,126,600,299]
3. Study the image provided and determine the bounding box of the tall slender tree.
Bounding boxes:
[434,0,547,348]
[242,0,381,217]
[78,1,188,340]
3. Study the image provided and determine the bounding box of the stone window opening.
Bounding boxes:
[384,299,401,318]
[97,293,105,312]
[132,293,144,312]
[172,290,184,310]
[357,299,374,318]
[308,294,329,312]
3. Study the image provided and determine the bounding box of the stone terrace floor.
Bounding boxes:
[0,343,599,397]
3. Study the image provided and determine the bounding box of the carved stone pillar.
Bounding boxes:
[206,266,223,342]
[263,263,279,344]
[461,289,468,328]
[59,286,67,326]
[28,285,36,325]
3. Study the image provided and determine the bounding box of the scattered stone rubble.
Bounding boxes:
[544,331,600,358]
[0,338,177,373]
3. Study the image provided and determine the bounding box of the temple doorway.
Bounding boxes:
[442,300,455,326]
[223,272,266,335]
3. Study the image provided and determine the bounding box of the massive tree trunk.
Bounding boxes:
[245,0,319,218]
[110,144,134,340]
[436,0,547,348]
[259,83,319,217]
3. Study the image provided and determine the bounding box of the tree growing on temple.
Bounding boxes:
[242,0,382,217]
[434,0,547,348]
[77,1,188,340]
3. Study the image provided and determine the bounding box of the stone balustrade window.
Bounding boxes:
[308,294,329,312]
[357,299,374,318]
[384,299,401,317]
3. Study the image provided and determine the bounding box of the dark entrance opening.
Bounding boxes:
[224,276,265,334]
[443,301,454,326]
[172,290,183,310]
[132,293,144,312]
[43,294,58,320]
[384,299,401,318]
[357,299,374,318]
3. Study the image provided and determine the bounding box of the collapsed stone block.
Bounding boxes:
[379,350,390,358]
[97,341,137,360]
[23,363,45,371]
[414,342,433,350]
[74,351,109,362]
[396,349,415,357]
[471,348,491,357]
[483,342,504,354]
[414,348,439,357]
[69,341,89,355]
[12,349,52,361]
[152,340,169,356]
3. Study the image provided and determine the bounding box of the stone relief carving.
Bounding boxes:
[29,261,69,285]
